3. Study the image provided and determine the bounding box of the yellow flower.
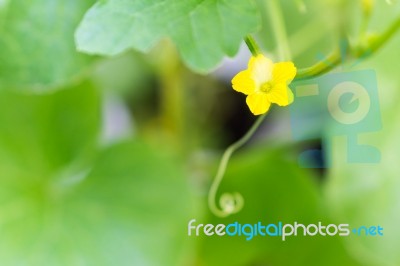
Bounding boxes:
[232,54,297,115]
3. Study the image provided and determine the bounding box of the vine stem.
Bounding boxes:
[208,113,267,217]
[296,15,400,80]
[266,0,292,61]
[244,35,261,56]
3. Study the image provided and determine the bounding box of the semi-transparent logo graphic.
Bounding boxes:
[188,219,384,241]
[289,69,382,168]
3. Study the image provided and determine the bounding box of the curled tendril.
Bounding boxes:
[219,192,244,215]
[208,114,267,217]
[208,145,241,217]
[208,161,244,217]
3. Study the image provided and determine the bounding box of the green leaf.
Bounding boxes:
[0,139,192,265]
[0,81,192,264]
[72,141,192,266]
[0,0,95,91]
[0,81,100,178]
[91,51,152,96]
[75,0,260,72]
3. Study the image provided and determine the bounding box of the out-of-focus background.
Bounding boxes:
[0,0,399,265]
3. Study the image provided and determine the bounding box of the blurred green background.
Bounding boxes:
[0,0,399,265]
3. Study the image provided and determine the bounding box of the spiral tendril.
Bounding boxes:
[208,114,267,217]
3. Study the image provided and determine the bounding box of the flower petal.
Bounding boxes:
[232,70,256,95]
[267,83,294,106]
[246,92,271,115]
[248,54,273,85]
[272,62,296,84]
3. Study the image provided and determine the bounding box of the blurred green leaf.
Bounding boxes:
[75,0,260,72]
[0,81,100,176]
[0,0,95,91]
[0,80,192,264]
[0,139,192,265]
[71,140,192,266]
[198,146,358,266]
[92,51,152,96]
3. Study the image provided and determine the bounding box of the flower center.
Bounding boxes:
[260,82,272,93]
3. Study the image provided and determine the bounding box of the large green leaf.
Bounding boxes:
[0,0,95,91]
[0,81,100,177]
[75,0,260,72]
[0,140,192,265]
[71,141,192,266]
[0,83,192,265]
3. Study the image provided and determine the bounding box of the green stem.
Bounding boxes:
[244,35,261,56]
[208,113,267,217]
[266,0,292,61]
[296,15,400,80]
[157,41,185,149]
[366,15,400,54]
[295,50,341,80]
